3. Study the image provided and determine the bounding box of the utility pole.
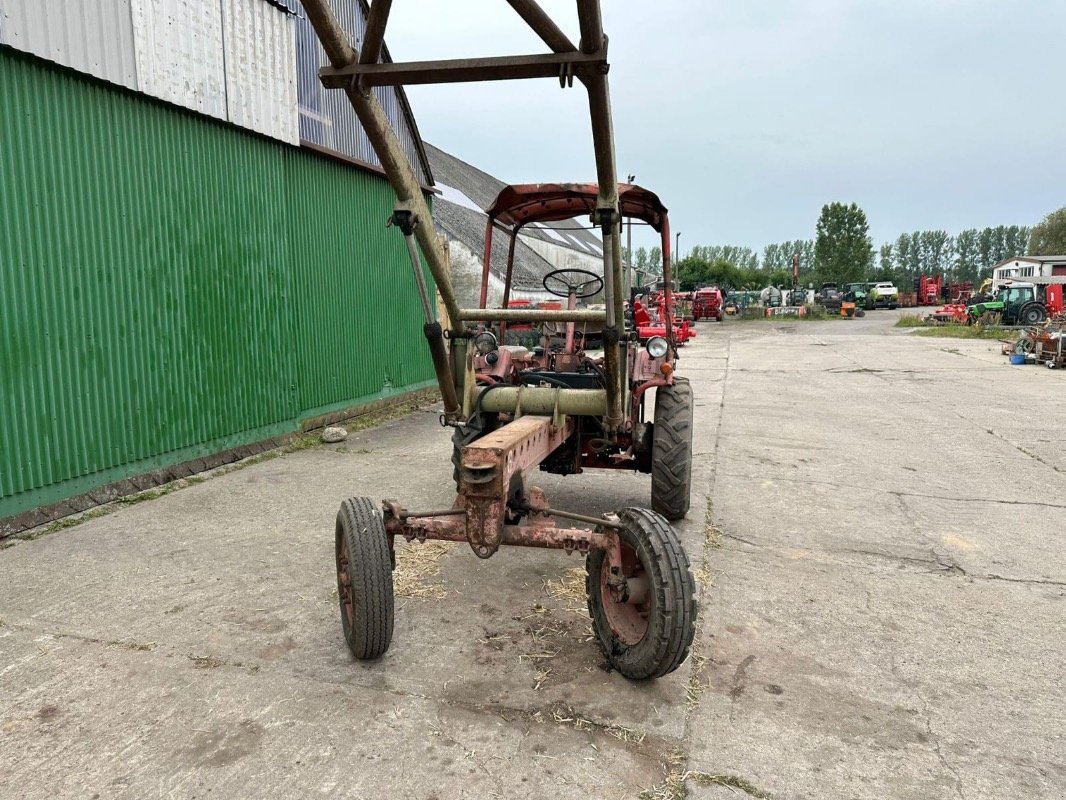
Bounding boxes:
[626,173,635,296]
[674,231,681,288]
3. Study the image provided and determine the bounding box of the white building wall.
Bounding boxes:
[446,239,554,309]
[519,234,603,275]
[1,0,299,144]
[131,0,228,120]
[222,0,298,142]
[0,0,138,89]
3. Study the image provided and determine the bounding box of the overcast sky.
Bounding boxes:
[385,1,1065,256]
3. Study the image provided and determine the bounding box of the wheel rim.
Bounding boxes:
[338,535,354,628]
[599,541,651,645]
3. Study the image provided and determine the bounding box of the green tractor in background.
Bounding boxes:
[842,282,873,310]
[967,282,1048,326]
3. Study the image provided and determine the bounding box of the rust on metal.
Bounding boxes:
[384,510,618,556]
[458,415,573,557]
[486,182,668,231]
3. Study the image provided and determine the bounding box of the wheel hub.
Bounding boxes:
[600,542,650,645]
[338,536,354,627]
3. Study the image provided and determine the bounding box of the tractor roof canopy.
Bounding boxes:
[486,183,669,232]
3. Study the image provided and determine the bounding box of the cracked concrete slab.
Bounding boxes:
[2,311,1063,799]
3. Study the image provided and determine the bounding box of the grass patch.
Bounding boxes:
[315,389,441,440]
[912,325,1014,340]
[895,313,927,327]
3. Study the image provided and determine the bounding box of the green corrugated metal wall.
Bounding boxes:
[0,48,435,518]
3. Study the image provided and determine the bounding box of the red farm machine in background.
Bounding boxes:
[917,275,942,306]
[691,287,723,321]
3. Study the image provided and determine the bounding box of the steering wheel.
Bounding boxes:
[542,268,604,299]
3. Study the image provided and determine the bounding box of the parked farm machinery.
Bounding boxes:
[302,0,697,679]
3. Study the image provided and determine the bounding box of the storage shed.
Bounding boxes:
[0,0,437,533]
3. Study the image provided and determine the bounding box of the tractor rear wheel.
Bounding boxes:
[1020,303,1048,326]
[586,507,697,680]
[336,497,394,660]
[651,377,693,520]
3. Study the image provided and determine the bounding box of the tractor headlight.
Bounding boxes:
[474,330,498,355]
[646,336,669,359]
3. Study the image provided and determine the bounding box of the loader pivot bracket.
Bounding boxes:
[390,209,417,236]
[594,207,618,235]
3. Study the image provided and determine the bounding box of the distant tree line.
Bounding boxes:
[878,226,1030,285]
[650,202,1066,293]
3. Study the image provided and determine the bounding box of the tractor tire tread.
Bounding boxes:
[336,496,394,660]
[651,377,693,520]
[585,507,697,680]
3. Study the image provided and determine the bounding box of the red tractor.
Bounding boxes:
[305,0,698,681]
[634,291,697,344]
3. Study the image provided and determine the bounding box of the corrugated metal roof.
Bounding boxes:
[424,142,604,254]
[434,200,556,291]
[0,0,138,89]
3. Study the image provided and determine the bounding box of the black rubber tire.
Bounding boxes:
[451,416,495,490]
[1020,303,1047,325]
[586,507,697,680]
[651,377,693,520]
[335,497,394,660]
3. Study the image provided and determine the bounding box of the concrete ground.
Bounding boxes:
[2,310,1064,800]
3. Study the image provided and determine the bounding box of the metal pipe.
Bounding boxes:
[476,386,607,415]
[626,173,634,296]
[500,526,615,551]
[517,505,623,529]
[300,0,462,335]
[564,291,577,353]
[481,219,494,308]
[397,521,616,553]
[502,227,519,308]
[505,0,577,53]
[399,508,465,519]
[321,51,606,87]
[457,308,606,323]
[403,232,435,323]
[575,3,624,431]
[358,0,392,65]
[577,0,605,54]
[661,217,674,343]
[597,209,624,431]
[390,211,460,417]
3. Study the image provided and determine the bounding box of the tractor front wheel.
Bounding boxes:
[586,508,697,680]
[651,377,693,520]
[336,497,394,660]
